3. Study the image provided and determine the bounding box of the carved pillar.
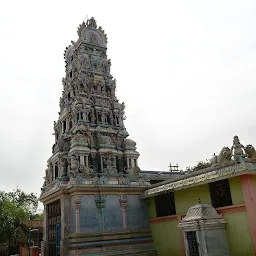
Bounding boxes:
[42,204,49,256]
[96,110,99,123]
[100,156,104,172]
[86,111,89,122]
[119,195,128,230]
[80,155,85,166]
[73,196,81,233]
[95,194,106,232]
[85,155,89,167]
[60,197,71,256]
[66,118,69,131]
[131,158,135,168]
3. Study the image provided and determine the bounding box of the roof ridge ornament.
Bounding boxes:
[76,16,108,47]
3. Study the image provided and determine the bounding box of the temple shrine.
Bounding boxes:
[40,17,256,256]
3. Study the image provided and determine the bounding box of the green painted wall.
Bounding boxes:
[148,176,253,255]
[229,176,244,204]
[149,197,156,218]
[174,184,211,214]
[151,220,181,256]
[224,212,254,256]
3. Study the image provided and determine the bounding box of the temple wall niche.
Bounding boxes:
[79,195,99,233]
[104,195,123,232]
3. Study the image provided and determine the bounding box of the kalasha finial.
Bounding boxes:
[198,197,201,204]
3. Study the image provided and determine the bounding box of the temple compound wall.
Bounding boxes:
[143,136,256,256]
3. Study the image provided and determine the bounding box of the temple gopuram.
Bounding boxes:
[40,17,174,256]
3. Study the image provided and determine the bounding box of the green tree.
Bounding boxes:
[30,212,44,220]
[0,188,39,245]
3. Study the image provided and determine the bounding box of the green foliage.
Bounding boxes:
[186,160,211,172]
[30,212,44,220]
[0,188,39,245]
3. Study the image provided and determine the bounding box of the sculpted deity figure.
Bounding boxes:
[109,114,114,125]
[103,153,117,174]
[79,49,91,70]
[46,162,53,184]
[59,97,65,110]
[231,136,246,162]
[67,155,79,182]
[90,109,96,123]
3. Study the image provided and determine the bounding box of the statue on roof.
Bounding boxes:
[231,136,246,162]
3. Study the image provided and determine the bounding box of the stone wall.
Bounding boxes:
[70,194,149,234]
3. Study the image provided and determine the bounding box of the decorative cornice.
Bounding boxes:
[142,161,256,198]
[216,203,246,215]
[149,204,246,225]
[149,215,177,224]
[40,185,146,204]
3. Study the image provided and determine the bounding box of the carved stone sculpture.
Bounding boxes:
[125,166,141,176]
[231,136,246,162]
[217,147,232,164]
[58,136,65,151]
[79,165,96,175]
[103,153,117,174]
[245,144,256,160]
[89,110,96,123]
[45,162,53,184]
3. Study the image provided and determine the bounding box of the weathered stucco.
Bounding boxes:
[174,184,211,214]
[151,220,182,256]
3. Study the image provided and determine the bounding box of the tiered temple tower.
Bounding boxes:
[40,17,157,256]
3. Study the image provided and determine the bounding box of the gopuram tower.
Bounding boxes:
[40,17,156,256]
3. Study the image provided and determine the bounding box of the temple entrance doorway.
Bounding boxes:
[47,200,61,256]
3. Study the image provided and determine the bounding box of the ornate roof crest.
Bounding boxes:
[86,17,97,29]
[77,17,97,36]
[77,17,107,47]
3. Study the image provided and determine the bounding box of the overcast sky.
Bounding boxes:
[0,0,256,205]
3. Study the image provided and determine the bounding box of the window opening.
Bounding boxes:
[55,165,59,179]
[128,159,132,168]
[155,192,176,217]
[62,120,66,133]
[209,179,233,208]
[186,231,199,256]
